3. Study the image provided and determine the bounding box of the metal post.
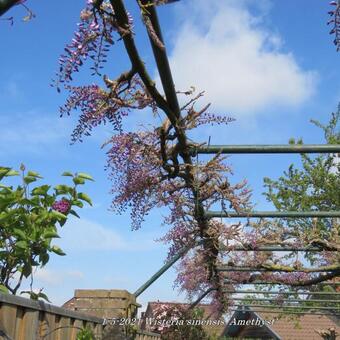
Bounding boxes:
[226,297,339,304]
[134,241,199,297]
[217,267,334,273]
[192,144,340,155]
[140,0,181,118]
[205,210,340,218]
[227,309,340,316]
[188,287,216,310]
[220,246,336,252]
[232,304,340,311]
[222,290,340,296]
[224,281,340,286]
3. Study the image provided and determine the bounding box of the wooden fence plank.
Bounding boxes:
[0,303,17,338]
[14,308,24,340]
[55,316,71,340]
[22,309,40,340]
[70,319,84,340]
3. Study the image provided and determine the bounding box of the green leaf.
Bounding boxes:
[32,185,50,196]
[37,292,51,302]
[69,209,80,218]
[43,231,60,239]
[61,171,73,177]
[77,192,92,206]
[73,177,85,185]
[16,241,28,250]
[21,290,37,299]
[71,200,84,208]
[27,171,43,179]
[39,253,49,266]
[0,167,19,180]
[22,263,32,277]
[0,284,9,294]
[50,210,67,221]
[77,172,94,181]
[54,184,73,194]
[23,176,37,184]
[51,245,66,256]
[13,228,27,240]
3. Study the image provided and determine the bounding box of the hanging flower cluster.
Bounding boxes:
[52,0,119,91]
[51,199,71,214]
[104,131,163,229]
[328,0,340,51]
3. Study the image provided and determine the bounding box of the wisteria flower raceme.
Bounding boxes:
[328,0,340,50]
[52,199,70,214]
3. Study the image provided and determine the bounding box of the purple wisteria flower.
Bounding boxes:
[52,199,70,214]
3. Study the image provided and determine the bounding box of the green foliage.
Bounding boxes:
[0,165,93,298]
[76,327,95,340]
[263,105,340,240]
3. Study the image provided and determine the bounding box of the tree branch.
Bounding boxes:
[0,0,20,17]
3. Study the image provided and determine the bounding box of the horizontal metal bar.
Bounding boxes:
[221,246,334,252]
[134,241,201,297]
[206,210,340,218]
[223,290,340,295]
[193,144,340,155]
[228,309,340,316]
[227,297,339,303]
[232,304,340,311]
[224,281,340,286]
[218,267,333,273]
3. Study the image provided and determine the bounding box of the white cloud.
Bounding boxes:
[58,218,159,252]
[0,111,71,155]
[34,268,84,286]
[164,0,317,116]
[59,218,126,251]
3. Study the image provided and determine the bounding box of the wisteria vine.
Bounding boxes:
[53,0,340,316]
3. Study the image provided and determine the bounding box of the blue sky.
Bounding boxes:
[0,0,339,311]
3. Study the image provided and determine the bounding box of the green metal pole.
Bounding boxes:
[232,304,340,311]
[205,211,340,218]
[224,281,340,286]
[217,267,334,273]
[228,309,339,316]
[0,0,19,16]
[140,0,181,118]
[222,290,340,296]
[188,287,216,310]
[220,246,335,252]
[228,297,339,304]
[192,144,340,155]
[134,241,199,297]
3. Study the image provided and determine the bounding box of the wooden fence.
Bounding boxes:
[0,292,104,339]
[0,292,161,340]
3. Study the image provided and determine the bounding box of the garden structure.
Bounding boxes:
[0,1,340,339]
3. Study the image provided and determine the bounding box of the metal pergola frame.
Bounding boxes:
[225,297,340,304]
[191,144,340,155]
[115,0,340,318]
[217,267,336,273]
[227,308,340,316]
[231,304,340,311]
[220,246,337,252]
[222,290,340,296]
[205,210,340,218]
[224,281,340,286]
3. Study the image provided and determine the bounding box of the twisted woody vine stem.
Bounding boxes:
[53,0,340,313]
